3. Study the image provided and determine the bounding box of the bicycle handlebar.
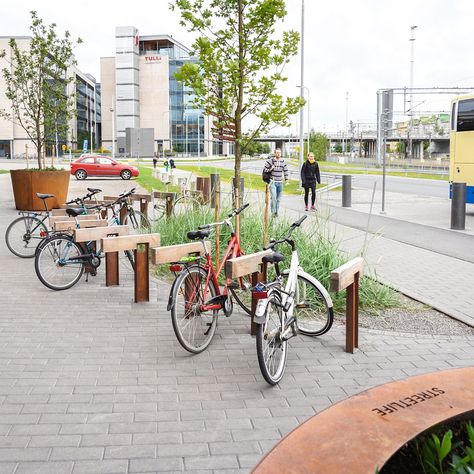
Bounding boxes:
[227,203,249,218]
[265,215,307,250]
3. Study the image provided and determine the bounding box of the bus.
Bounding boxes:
[450,94,474,203]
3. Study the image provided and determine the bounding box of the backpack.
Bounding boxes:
[262,158,274,183]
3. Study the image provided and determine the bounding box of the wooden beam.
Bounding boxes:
[51,209,96,216]
[330,257,364,292]
[151,241,211,265]
[49,215,98,225]
[73,225,129,243]
[153,191,177,200]
[130,194,151,202]
[53,219,108,232]
[102,233,161,253]
[225,250,272,280]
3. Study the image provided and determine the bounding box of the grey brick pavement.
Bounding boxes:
[0,175,473,473]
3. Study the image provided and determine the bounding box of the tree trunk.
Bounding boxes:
[36,142,42,170]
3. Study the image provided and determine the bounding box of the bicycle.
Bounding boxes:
[253,215,334,385]
[167,203,253,353]
[118,187,151,232]
[5,188,102,258]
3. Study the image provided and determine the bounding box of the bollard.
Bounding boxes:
[451,182,466,230]
[196,177,211,204]
[210,173,220,209]
[342,175,352,207]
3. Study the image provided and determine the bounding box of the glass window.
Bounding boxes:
[97,157,113,165]
[457,99,474,132]
[81,157,95,164]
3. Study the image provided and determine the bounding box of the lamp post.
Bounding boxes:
[408,25,417,159]
[298,0,305,183]
[110,96,115,161]
[296,85,310,155]
[343,91,349,158]
[161,110,172,153]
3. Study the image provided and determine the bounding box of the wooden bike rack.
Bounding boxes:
[225,250,272,336]
[330,257,364,353]
[102,233,160,303]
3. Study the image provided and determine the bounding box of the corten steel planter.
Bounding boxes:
[10,169,70,211]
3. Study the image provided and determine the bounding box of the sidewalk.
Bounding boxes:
[0,174,473,473]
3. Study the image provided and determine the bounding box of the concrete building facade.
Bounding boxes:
[0,36,100,158]
[101,27,233,157]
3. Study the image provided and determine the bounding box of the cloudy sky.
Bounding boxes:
[3,0,474,133]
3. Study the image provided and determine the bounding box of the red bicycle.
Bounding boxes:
[167,203,252,353]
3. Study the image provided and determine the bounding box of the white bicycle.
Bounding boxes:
[254,215,334,385]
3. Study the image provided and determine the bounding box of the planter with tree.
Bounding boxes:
[0,11,82,210]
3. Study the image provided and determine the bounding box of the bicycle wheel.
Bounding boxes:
[173,195,201,216]
[229,272,252,316]
[256,291,288,385]
[35,235,84,290]
[124,210,151,233]
[282,270,333,336]
[5,216,47,258]
[170,265,219,354]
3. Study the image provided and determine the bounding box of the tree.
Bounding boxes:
[171,0,304,206]
[305,129,329,161]
[0,11,81,169]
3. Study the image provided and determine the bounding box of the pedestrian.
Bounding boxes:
[301,152,321,211]
[263,148,289,217]
[153,151,158,169]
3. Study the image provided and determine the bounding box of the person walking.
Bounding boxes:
[301,152,321,211]
[263,148,289,217]
[153,151,159,169]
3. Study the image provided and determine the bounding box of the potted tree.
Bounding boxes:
[0,11,82,210]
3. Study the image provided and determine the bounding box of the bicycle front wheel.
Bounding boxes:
[173,196,201,216]
[170,265,219,354]
[35,235,84,290]
[282,271,333,336]
[124,210,151,233]
[5,216,47,258]
[256,291,288,385]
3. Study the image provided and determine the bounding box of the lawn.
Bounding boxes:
[136,166,180,193]
[0,170,9,174]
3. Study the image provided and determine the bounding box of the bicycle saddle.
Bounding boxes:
[262,252,285,264]
[36,193,55,200]
[87,188,102,193]
[66,208,82,217]
[187,230,210,241]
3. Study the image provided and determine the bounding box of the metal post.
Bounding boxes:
[111,96,115,160]
[451,182,466,230]
[381,104,387,214]
[197,113,201,166]
[298,0,305,184]
[185,113,188,157]
[408,25,417,159]
[342,175,352,207]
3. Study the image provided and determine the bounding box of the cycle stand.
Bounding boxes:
[330,257,364,353]
[102,234,161,302]
[225,250,272,336]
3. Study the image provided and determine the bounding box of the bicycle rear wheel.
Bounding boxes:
[173,195,201,215]
[5,216,47,258]
[124,210,151,233]
[282,271,333,336]
[35,235,84,290]
[256,291,288,385]
[170,265,218,354]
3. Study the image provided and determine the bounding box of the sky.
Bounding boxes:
[3,0,474,133]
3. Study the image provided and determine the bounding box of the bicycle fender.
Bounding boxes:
[297,269,334,308]
[167,280,177,311]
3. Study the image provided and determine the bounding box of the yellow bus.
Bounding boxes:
[450,93,474,203]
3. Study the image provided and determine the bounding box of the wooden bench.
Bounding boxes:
[49,214,98,224]
[330,257,364,353]
[253,367,474,474]
[225,250,272,335]
[102,234,160,303]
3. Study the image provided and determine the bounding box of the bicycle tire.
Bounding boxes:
[229,272,253,316]
[5,216,47,258]
[172,196,201,215]
[124,210,151,233]
[256,291,288,385]
[281,270,333,337]
[35,235,84,291]
[170,265,219,354]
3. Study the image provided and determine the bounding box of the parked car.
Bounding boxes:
[70,155,139,180]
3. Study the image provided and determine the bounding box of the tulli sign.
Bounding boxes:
[144,55,162,63]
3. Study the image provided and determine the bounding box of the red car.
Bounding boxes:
[71,155,139,180]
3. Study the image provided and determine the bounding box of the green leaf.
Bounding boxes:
[439,430,453,462]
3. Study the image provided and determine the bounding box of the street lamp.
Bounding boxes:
[296,85,310,154]
[298,0,305,182]
[408,25,418,159]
